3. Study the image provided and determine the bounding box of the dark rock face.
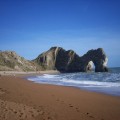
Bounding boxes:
[55,48,81,72]
[80,48,108,72]
[34,47,108,72]
[33,47,80,72]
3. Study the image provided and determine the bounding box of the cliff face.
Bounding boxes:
[0,47,108,72]
[0,51,37,71]
[33,47,108,72]
[33,47,81,72]
[80,48,108,72]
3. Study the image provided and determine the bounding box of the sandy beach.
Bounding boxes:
[0,73,120,120]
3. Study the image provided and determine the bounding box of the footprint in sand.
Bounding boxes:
[69,104,73,108]
[56,99,59,102]
[14,111,17,114]
[76,107,79,112]
[86,112,95,119]
[47,116,52,120]
[89,115,94,118]
[68,104,81,113]
[0,99,45,120]
[39,110,45,115]
[61,100,64,104]
[56,98,65,105]
[0,88,5,94]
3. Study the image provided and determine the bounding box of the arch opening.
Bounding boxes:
[86,61,95,72]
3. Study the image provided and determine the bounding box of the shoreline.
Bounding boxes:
[0,70,59,76]
[1,70,120,97]
[27,77,120,97]
[26,72,120,97]
[0,72,120,120]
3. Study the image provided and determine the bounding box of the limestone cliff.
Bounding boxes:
[33,47,108,72]
[0,47,108,72]
[80,48,108,72]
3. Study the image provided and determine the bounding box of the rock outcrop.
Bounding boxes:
[0,51,37,71]
[33,47,81,72]
[33,47,108,72]
[0,47,108,72]
[80,48,108,72]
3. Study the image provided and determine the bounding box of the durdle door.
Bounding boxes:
[33,47,108,72]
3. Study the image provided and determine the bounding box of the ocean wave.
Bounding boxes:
[27,70,120,96]
[60,78,120,87]
[28,73,120,88]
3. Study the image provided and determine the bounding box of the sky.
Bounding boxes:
[0,0,120,67]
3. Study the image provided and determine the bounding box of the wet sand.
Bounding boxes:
[0,75,120,120]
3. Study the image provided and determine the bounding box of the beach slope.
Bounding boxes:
[0,75,120,120]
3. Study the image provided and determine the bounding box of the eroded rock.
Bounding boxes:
[33,47,108,72]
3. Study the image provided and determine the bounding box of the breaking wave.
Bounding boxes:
[28,68,120,96]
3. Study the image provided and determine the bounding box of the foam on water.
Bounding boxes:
[27,68,120,96]
[60,79,120,87]
[42,74,60,79]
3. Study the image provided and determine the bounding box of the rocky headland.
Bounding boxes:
[0,47,108,72]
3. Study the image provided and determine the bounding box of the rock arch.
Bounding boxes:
[80,48,108,72]
[34,47,108,72]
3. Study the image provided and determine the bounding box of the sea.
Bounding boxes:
[27,67,120,96]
